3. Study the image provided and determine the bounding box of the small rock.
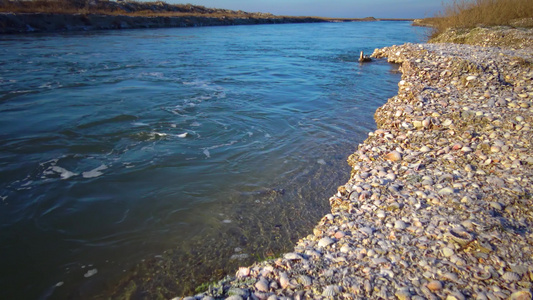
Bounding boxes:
[255,278,269,292]
[394,220,407,230]
[334,231,345,239]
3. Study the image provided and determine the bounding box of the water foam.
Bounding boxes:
[82,164,108,179]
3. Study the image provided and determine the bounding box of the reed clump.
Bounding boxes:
[431,0,533,38]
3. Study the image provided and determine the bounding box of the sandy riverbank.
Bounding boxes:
[182,26,533,300]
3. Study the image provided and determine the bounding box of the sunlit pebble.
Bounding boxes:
[427,280,443,292]
[334,231,345,239]
[452,143,462,150]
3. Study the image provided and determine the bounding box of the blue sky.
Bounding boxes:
[167,0,452,19]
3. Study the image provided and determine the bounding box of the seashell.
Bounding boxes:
[395,289,411,300]
[447,292,466,300]
[322,285,340,297]
[359,226,374,236]
[461,146,472,153]
[502,271,520,282]
[394,220,407,230]
[472,269,491,280]
[442,272,459,282]
[445,228,474,245]
[279,272,290,289]
[509,290,532,300]
[420,145,431,153]
[384,150,402,162]
[340,245,352,253]
[377,286,389,299]
[364,280,372,293]
[284,252,303,260]
[225,296,243,300]
[298,275,313,287]
[318,237,335,248]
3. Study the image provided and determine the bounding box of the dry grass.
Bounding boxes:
[431,0,533,38]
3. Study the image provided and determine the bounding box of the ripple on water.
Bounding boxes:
[0,21,429,299]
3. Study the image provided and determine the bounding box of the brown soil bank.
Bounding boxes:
[0,12,327,34]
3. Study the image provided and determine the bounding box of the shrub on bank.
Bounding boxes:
[431,0,533,38]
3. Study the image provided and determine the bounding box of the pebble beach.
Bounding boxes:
[182,26,533,300]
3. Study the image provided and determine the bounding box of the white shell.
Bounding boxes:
[298,275,313,287]
[322,285,339,297]
[340,245,352,253]
[420,145,431,152]
[283,252,303,260]
[445,228,473,245]
[279,272,290,289]
[472,269,491,280]
[318,237,335,248]
[502,271,520,282]
[509,290,532,300]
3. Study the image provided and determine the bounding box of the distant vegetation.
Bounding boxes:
[0,0,275,18]
[430,0,533,37]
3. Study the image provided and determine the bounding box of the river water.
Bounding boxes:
[0,21,427,299]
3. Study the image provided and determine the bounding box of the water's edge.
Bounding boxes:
[185,31,533,299]
[0,22,428,299]
[0,13,329,34]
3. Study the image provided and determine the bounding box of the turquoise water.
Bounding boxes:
[0,21,427,298]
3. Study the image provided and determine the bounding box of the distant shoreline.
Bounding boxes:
[0,12,414,34]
